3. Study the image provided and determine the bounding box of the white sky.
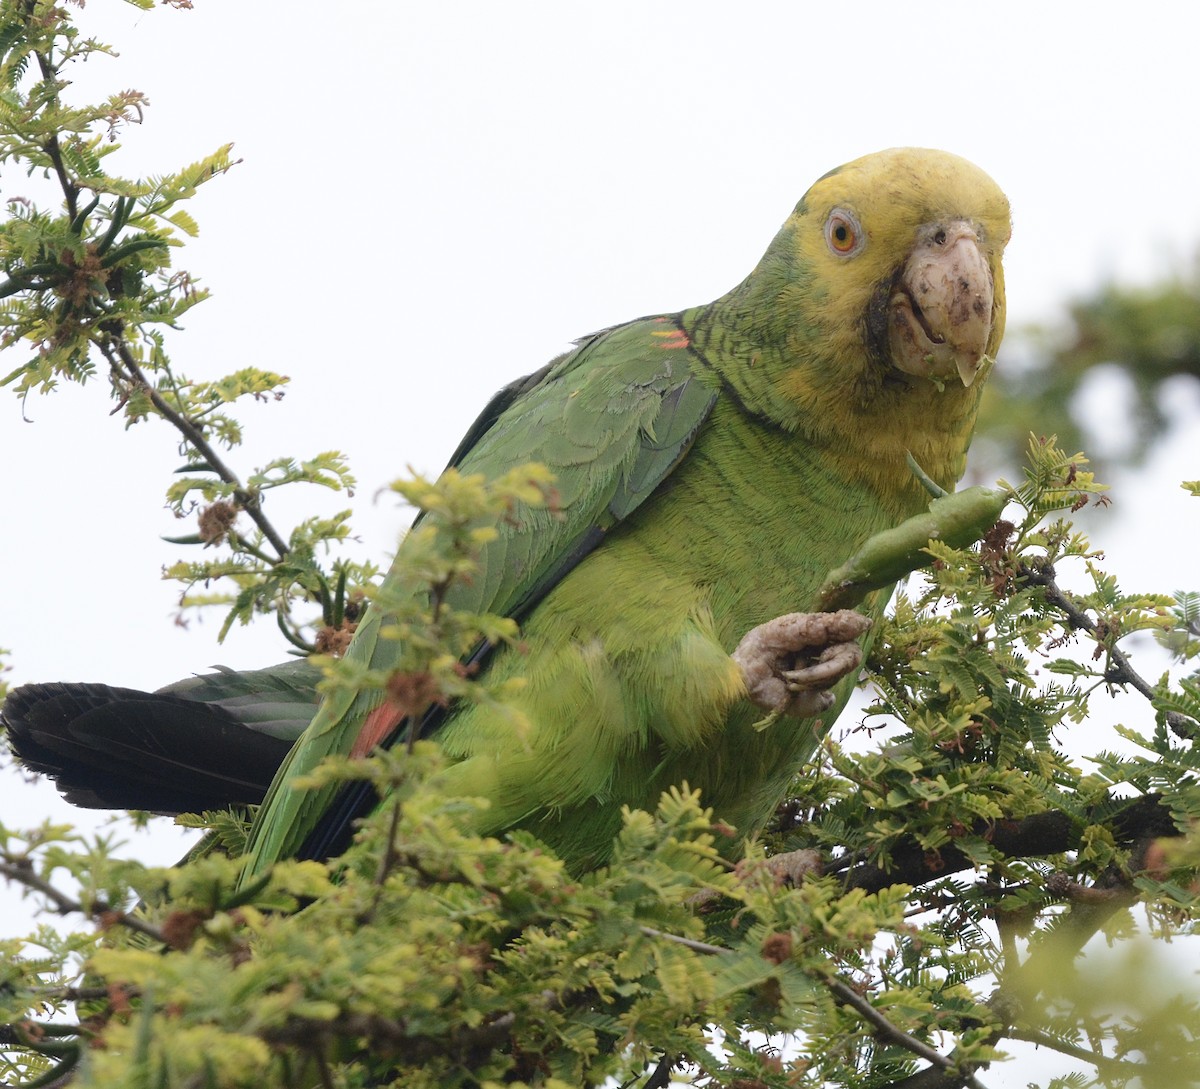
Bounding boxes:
[2,3,1200,1084]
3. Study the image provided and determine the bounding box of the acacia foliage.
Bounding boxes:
[1,4,1199,1088]
[0,0,373,652]
[2,445,1198,1089]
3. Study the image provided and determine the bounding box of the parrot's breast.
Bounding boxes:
[435,395,923,867]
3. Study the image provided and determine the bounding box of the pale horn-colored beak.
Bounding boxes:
[888,221,994,388]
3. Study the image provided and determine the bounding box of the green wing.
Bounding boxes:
[241,316,717,878]
[433,320,717,621]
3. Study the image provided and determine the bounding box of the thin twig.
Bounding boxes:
[825,976,982,1081]
[353,800,405,928]
[637,926,729,957]
[637,925,984,1085]
[313,1047,335,1089]
[29,985,114,1003]
[1009,1027,1146,1075]
[1023,561,1196,738]
[33,49,80,225]
[0,856,165,943]
[98,337,291,558]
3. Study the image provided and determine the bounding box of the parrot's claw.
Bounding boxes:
[760,848,824,887]
[732,610,871,719]
[782,640,864,691]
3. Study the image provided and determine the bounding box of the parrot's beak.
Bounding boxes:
[887,222,994,388]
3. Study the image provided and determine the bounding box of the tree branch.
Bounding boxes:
[833,794,1177,894]
[642,1055,677,1088]
[1022,561,1197,739]
[638,925,986,1085]
[825,976,987,1083]
[883,1064,988,1089]
[32,48,80,225]
[1010,1026,1146,1075]
[98,336,292,559]
[0,854,165,943]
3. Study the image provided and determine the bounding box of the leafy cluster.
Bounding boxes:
[0,0,374,651]
[762,438,1200,1086]
[312,464,559,726]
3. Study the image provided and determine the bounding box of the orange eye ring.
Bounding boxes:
[824,208,864,257]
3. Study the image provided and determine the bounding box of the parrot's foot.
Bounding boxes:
[732,609,871,718]
[692,848,825,912]
[755,848,824,887]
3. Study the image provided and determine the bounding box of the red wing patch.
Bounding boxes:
[651,329,690,350]
[350,702,405,759]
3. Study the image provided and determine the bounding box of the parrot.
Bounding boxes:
[3,147,1010,878]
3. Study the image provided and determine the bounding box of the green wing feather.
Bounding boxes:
[241,317,716,877]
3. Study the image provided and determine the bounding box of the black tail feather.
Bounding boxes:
[3,682,293,813]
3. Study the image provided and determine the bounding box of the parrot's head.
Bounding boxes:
[720,147,1010,492]
[779,147,1010,391]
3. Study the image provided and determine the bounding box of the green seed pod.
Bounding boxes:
[814,485,1008,612]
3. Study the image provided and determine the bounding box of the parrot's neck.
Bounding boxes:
[680,296,985,515]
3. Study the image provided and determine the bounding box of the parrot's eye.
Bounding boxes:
[824,209,864,257]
